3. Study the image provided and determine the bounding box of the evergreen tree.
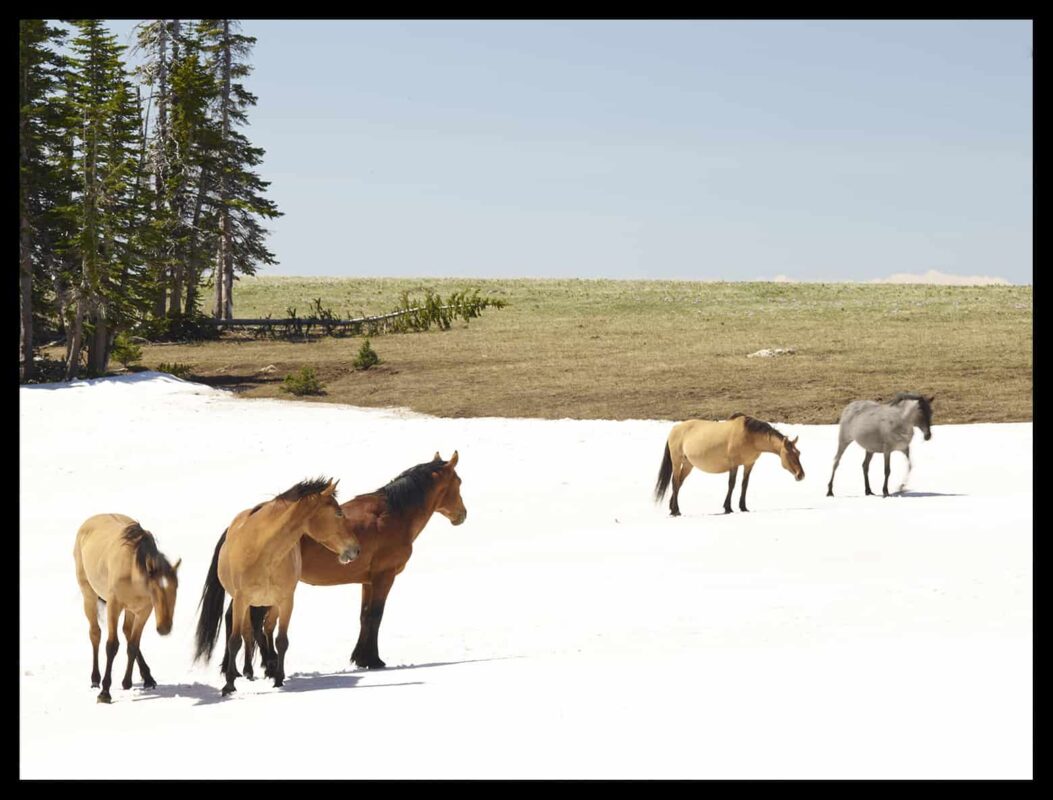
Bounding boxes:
[64,20,148,377]
[198,19,280,320]
[19,20,67,381]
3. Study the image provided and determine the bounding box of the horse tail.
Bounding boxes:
[194,529,228,664]
[654,441,674,502]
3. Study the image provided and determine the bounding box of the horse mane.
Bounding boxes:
[122,523,175,579]
[728,412,788,442]
[273,476,336,504]
[889,392,933,427]
[377,458,446,514]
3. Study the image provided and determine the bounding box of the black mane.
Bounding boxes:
[890,392,933,427]
[377,459,446,514]
[728,412,788,442]
[122,523,175,579]
[274,476,336,504]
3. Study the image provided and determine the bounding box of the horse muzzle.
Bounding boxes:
[452,510,467,526]
[338,545,361,565]
[156,622,173,636]
[796,473,805,482]
[924,432,932,441]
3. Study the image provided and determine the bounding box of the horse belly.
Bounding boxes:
[684,440,733,473]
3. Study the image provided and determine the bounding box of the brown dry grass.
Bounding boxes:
[94,277,1030,424]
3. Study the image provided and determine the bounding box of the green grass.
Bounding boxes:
[121,276,1031,424]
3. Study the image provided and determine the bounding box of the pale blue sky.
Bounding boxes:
[97,19,1032,283]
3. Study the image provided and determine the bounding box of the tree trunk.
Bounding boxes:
[87,304,109,376]
[65,293,86,381]
[214,20,233,320]
[20,211,33,382]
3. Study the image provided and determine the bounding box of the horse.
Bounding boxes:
[73,514,181,703]
[654,413,804,517]
[826,393,934,498]
[193,477,360,696]
[230,452,466,677]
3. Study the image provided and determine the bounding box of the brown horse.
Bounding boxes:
[74,514,181,703]
[232,452,466,677]
[193,477,360,696]
[654,413,804,516]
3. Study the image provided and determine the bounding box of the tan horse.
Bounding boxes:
[193,477,360,696]
[74,514,181,703]
[232,452,466,677]
[654,413,805,516]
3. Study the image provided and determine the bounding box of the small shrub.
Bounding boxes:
[110,332,143,368]
[156,362,194,379]
[281,366,325,396]
[352,338,380,370]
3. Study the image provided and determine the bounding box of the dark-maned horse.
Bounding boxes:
[194,477,360,696]
[826,393,935,498]
[654,414,804,516]
[74,514,181,703]
[232,452,466,677]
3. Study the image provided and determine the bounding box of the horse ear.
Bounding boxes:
[433,451,441,462]
[173,558,182,572]
[790,436,798,446]
[322,480,338,497]
[448,450,459,468]
[145,557,157,577]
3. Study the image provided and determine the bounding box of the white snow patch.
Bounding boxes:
[20,374,1032,778]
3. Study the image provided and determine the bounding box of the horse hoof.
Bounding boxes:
[97,692,112,704]
[221,685,237,696]
[273,678,284,688]
[122,679,133,690]
[91,681,100,688]
[826,490,833,497]
[723,509,732,515]
[143,678,157,689]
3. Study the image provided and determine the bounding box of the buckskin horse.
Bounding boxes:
[654,414,804,516]
[74,514,180,703]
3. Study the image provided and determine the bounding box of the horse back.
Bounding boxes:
[74,513,139,598]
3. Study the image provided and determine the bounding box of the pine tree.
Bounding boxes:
[19,20,68,381]
[65,20,148,378]
[198,19,280,320]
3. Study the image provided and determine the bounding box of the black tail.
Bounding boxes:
[654,442,673,502]
[194,529,228,664]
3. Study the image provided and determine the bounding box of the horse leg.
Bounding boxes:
[827,438,850,497]
[899,446,912,494]
[272,595,295,688]
[723,467,738,514]
[79,586,102,688]
[670,460,692,517]
[351,583,374,667]
[219,600,242,677]
[739,464,754,512]
[863,452,876,495]
[358,571,396,669]
[882,451,892,497]
[255,607,278,679]
[120,611,149,691]
[97,600,123,703]
[240,614,256,681]
[222,596,247,696]
[122,610,156,689]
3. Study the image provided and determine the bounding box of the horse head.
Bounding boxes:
[303,479,361,564]
[893,393,935,441]
[779,435,805,481]
[145,555,180,636]
[432,450,467,525]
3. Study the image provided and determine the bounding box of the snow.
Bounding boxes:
[20,373,1032,778]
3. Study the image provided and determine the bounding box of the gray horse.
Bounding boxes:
[826,393,935,497]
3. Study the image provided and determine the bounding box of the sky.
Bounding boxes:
[95,20,1032,284]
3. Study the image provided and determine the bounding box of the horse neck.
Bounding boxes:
[259,499,318,559]
[386,482,446,545]
[755,430,784,455]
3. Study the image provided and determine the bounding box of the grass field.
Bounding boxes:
[122,276,1031,424]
